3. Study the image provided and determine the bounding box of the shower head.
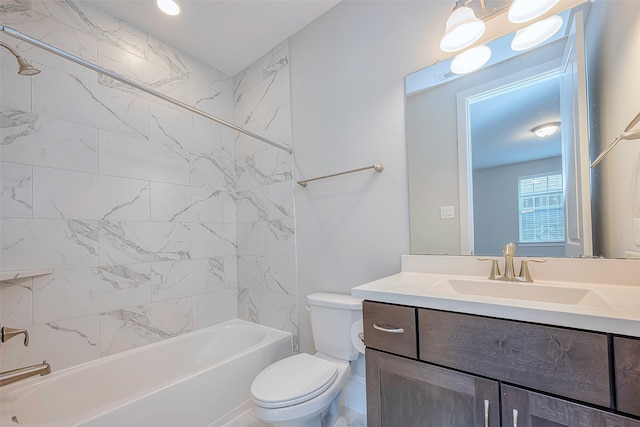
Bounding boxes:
[16,55,41,75]
[0,41,41,76]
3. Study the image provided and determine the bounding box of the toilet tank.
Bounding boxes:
[307,293,362,361]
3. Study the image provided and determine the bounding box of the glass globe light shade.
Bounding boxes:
[440,6,486,53]
[508,0,559,24]
[450,45,492,75]
[511,15,563,51]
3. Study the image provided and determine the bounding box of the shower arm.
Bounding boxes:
[0,25,292,154]
[0,39,41,75]
[0,40,21,57]
[590,112,640,168]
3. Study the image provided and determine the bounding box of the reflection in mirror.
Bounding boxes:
[406,0,640,259]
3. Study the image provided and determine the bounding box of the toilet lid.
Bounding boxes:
[251,353,338,409]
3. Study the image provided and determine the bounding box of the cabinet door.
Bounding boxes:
[502,385,640,427]
[614,336,640,417]
[366,348,500,427]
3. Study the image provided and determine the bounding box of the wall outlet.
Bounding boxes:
[440,206,455,219]
[635,218,640,246]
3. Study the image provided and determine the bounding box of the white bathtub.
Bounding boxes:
[0,320,292,427]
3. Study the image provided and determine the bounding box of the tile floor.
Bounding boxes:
[221,408,367,427]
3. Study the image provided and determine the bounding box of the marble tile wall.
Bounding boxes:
[233,41,298,350]
[0,0,240,371]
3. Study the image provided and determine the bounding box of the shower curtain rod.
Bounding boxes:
[0,25,292,154]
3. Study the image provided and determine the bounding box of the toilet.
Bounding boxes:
[250,293,363,427]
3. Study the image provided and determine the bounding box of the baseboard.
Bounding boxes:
[344,373,366,415]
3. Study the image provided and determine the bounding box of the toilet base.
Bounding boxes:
[270,415,322,427]
[268,389,341,427]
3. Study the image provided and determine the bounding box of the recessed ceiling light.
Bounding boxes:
[157,0,180,16]
[450,45,492,75]
[532,122,561,138]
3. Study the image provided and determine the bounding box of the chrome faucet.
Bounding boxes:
[478,243,546,282]
[0,361,51,387]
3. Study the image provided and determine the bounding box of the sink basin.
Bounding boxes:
[430,278,613,309]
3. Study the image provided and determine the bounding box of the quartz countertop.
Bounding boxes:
[352,271,640,337]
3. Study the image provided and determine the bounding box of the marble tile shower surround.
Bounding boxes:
[0,0,296,371]
[233,39,298,351]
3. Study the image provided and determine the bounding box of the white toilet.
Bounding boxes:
[250,292,363,427]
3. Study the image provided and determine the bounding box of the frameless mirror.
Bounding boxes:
[406,1,640,259]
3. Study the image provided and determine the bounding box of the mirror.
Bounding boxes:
[406,0,640,259]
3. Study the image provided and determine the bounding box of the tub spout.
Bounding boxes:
[0,360,51,387]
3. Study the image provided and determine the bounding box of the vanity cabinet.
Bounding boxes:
[366,348,500,427]
[363,301,640,427]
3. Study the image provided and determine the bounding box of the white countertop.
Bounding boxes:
[352,271,640,337]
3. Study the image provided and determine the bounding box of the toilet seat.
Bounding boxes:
[251,353,338,409]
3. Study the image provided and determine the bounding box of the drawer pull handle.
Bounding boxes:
[512,409,518,427]
[372,323,405,334]
[484,400,489,427]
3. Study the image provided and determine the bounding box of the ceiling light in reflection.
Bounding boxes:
[532,122,561,138]
[511,15,563,51]
[508,0,559,23]
[157,0,180,16]
[451,45,492,75]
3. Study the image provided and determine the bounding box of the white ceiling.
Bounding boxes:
[88,0,341,76]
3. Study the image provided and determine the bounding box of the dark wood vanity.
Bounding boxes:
[364,300,640,427]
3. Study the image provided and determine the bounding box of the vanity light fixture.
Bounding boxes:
[440,1,486,53]
[508,0,559,24]
[157,0,180,16]
[511,15,563,51]
[450,45,492,75]
[532,122,560,138]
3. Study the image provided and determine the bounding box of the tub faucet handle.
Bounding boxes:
[518,259,546,283]
[477,258,501,280]
[1,326,29,346]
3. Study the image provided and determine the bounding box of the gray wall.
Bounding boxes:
[473,157,565,257]
[289,0,452,356]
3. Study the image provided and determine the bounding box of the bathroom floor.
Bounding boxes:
[221,408,367,427]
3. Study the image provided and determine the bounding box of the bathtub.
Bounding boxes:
[0,320,292,427]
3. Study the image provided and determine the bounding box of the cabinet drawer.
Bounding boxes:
[363,301,417,359]
[418,309,610,407]
[614,336,640,417]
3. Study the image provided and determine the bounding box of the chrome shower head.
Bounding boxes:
[0,41,41,76]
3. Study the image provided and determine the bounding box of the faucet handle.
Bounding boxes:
[1,327,29,346]
[477,257,501,280]
[518,259,546,283]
